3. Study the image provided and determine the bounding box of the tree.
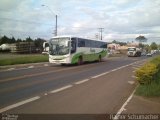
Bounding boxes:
[112,40,127,46]
[150,42,158,50]
[17,38,22,43]
[158,44,160,50]
[10,37,16,43]
[0,35,10,45]
[34,38,46,52]
[112,40,117,43]
[135,35,147,43]
[26,36,33,42]
[144,44,150,53]
[139,43,145,49]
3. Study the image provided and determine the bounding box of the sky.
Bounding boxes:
[0,0,160,44]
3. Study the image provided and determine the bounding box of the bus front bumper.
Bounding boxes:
[49,55,71,64]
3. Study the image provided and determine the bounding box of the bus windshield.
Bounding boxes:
[49,37,70,55]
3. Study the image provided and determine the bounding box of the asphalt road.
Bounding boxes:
[0,55,151,118]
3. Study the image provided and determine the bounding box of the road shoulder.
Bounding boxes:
[122,95,160,114]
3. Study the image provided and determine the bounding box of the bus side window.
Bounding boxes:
[78,39,85,47]
[71,39,76,53]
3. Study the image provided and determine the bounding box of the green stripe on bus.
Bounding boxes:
[71,50,107,64]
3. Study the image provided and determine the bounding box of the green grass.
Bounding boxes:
[0,54,48,66]
[135,70,160,97]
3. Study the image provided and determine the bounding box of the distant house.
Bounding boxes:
[107,43,120,50]
[127,42,139,47]
[107,43,120,54]
[10,42,36,53]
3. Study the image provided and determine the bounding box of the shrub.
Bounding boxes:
[135,71,160,96]
[136,62,158,84]
[135,56,160,96]
[150,56,160,69]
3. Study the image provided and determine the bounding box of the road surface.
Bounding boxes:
[0,56,150,119]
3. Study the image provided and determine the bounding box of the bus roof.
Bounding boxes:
[51,35,106,42]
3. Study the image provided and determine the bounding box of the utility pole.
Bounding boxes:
[42,4,58,36]
[98,28,104,40]
[55,15,57,36]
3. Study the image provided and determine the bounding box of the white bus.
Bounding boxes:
[48,36,108,65]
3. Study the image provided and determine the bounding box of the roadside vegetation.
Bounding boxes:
[135,56,160,97]
[0,54,48,66]
[0,35,49,66]
[0,35,46,52]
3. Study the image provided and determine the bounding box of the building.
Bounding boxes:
[127,42,139,47]
[10,42,36,53]
[108,43,120,50]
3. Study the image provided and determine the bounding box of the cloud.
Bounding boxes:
[0,0,55,39]
[0,0,160,44]
[0,0,22,11]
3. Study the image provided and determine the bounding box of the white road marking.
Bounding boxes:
[28,66,34,68]
[75,79,90,85]
[132,75,138,79]
[1,67,30,72]
[91,73,107,79]
[128,81,135,85]
[123,108,127,111]
[91,63,134,79]
[138,63,145,66]
[111,69,117,72]
[132,65,141,68]
[104,71,109,74]
[15,68,29,70]
[113,87,137,120]
[132,64,141,67]
[132,70,136,73]
[44,64,49,66]
[50,85,73,94]
[0,96,40,113]
[7,68,15,71]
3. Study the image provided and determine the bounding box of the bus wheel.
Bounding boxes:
[61,63,66,66]
[78,57,83,65]
[98,55,102,62]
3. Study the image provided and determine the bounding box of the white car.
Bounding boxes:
[146,53,152,57]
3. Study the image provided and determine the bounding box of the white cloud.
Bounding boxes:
[0,0,22,11]
[0,0,160,43]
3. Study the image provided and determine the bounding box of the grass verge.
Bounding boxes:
[0,54,48,66]
[135,56,160,97]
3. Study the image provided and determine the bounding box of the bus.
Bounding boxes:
[48,36,108,65]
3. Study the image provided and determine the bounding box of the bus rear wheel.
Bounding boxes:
[98,55,102,62]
